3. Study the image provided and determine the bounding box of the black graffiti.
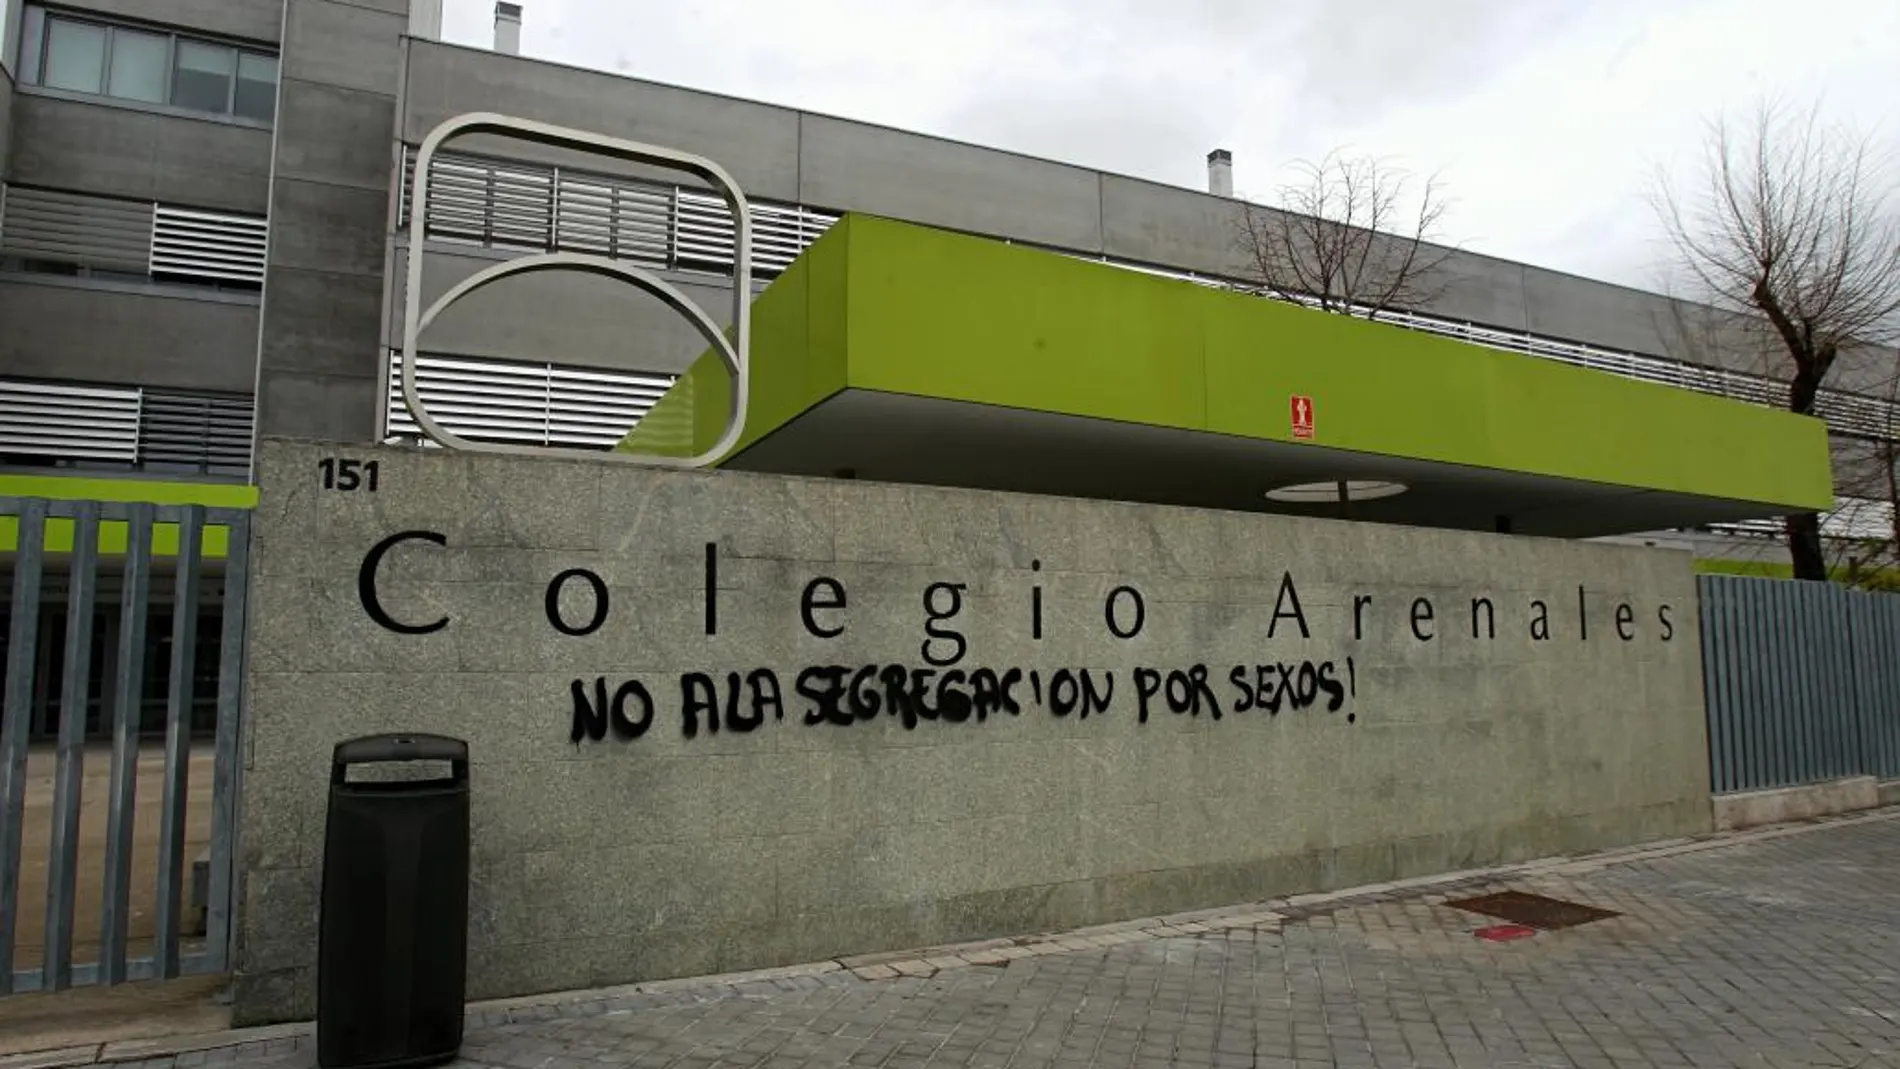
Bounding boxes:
[680,670,784,737]
[569,658,1361,744]
[1227,658,1354,721]
[569,676,654,743]
[1047,668,1113,719]
[1132,665,1222,722]
[794,664,1025,730]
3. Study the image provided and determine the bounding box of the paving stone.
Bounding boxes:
[78,813,1900,1069]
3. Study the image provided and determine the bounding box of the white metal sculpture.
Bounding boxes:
[400,112,751,467]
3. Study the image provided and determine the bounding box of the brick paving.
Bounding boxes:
[96,811,1900,1068]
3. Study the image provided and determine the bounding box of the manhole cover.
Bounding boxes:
[1444,890,1620,930]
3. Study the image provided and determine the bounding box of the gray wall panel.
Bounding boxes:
[0,67,13,178]
[399,41,800,202]
[253,0,403,442]
[0,279,259,392]
[9,96,271,214]
[1423,252,1530,332]
[1522,264,1679,356]
[259,265,383,378]
[392,247,733,374]
[257,369,379,440]
[273,78,397,191]
[233,438,1713,1024]
[799,114,1104,252]
[281,0,402,96]
[1100,175,1252,278]
[263,178,385,280]
[55,0,284,44]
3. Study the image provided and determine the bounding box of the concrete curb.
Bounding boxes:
[8,803,1896,1068]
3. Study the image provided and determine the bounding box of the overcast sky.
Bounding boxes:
[438,0,1896,293]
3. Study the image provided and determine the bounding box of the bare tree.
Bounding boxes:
[1656,97,1900,581]
[1233,149,1456,321]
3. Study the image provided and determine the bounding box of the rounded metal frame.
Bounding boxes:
[400,112,752,467]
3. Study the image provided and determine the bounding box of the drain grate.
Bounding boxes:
[1444,890,1620,931]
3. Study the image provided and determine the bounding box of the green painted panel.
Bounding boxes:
[1192,286,1831,508]
[618,219,852,459]
[843,219,1208,428]
[3,517,234,558]
[0,474,251,557]
[835,215,1833,512]
[0,474,257,508]
[618,212,1833,512]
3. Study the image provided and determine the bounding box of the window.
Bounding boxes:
[41,17,104,93]
[106,28,168,103]
[233,53,277,122]
[18,7,45,82]
[17,6,277,123]
[171,39,234,112]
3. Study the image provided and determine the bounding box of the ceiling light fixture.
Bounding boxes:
[1264,479,1408,504]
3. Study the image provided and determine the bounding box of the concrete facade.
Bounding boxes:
[0,62,12,178]
[0,278,259,392]
[234,437,1713,1024]
[393,245,753,374]
[380,38,1856,406]
[0,0,1883,549]
[8,95,274,215]
[251,0,406,443]
[1710,776,1882,831]
[64,0,284,43]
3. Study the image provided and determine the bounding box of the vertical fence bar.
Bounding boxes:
[1717,577,1740,793]
[1705,577,1731,791]
[1711,577,1740,793]
[1869,598,1886,778]
[1756,579,1781,787]
[1820,585,1844,777]
[1882,597,1896,779]
[0,499,48,994]
[100,503,153,985]
[1725,577,1748,793]
[1829,588,1859,781]
[1886,599,1900,778]
[1767,581,1796,788]
[205,516,249,972]
[43,503,100,991]
[154,507,203,979]
[1699,578,1726,793]
[1738,579,1766,791]
[1872,597,1900,779]
[1791,582,1817,785]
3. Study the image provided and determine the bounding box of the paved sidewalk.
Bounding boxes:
[39,810,1900,1069]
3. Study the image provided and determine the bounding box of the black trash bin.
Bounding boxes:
[317,734,470,1069]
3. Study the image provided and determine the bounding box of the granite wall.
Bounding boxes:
[233,437,1713,1023]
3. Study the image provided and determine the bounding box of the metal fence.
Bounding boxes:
[0,496,249,994]
[1699,575,1900,794]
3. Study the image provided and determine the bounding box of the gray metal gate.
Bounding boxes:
[0,497,249,994]
[1700,574,1900,795]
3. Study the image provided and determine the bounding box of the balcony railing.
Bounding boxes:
[0,378,252,476]
[383,353,676,449]
[0,184,267,289]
